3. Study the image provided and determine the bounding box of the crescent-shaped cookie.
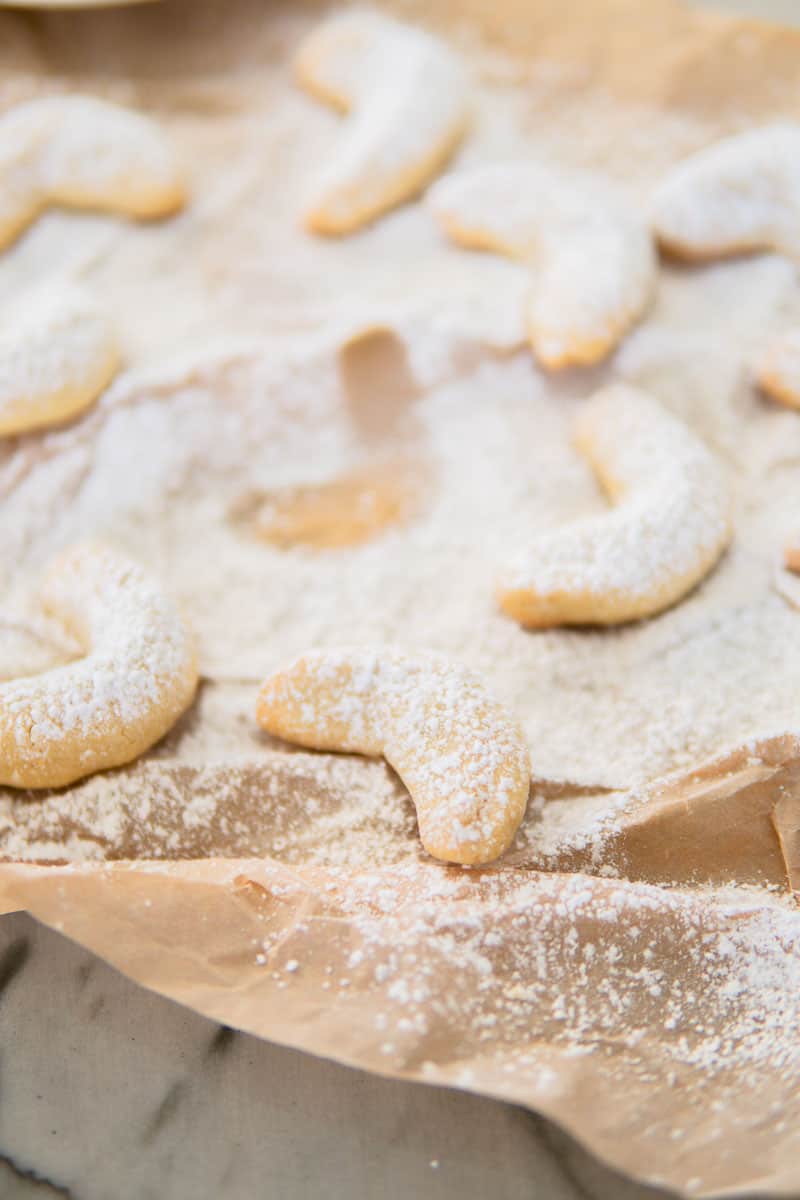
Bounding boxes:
[295,12,470,234]
[498,385,732,627]
[753,328,800,410]
[256,647,530,865]
[427,162,656,368]
[0,94,185,252]
[652,125,800,260]
[0,543,198,789]
[0,284,119,436]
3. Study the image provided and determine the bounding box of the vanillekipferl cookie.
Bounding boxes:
[0,94,185,252]
[0,543,197,790]
[498,384,732,627]
[0,283,119,436]
[753,327,800,410]
[295,10,470,234]
[652,124,800,260]
[256,647,531,865]
[428,161,656,368]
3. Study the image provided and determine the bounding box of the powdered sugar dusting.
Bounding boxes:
[233,855,800,1177]
[320,864,800,1080]
[0,314,797,797]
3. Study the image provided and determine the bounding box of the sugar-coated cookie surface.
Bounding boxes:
[0,544,198,789]
[427,162,655,368]
[652,125,800,260]
[498,384,732,627]
[753,328,800,410]
[0,284,119,436]
[0,95,185,252]
[295,11,469,235]
[256,647,530,865]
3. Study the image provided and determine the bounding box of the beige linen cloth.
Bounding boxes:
[1,0,800,1194]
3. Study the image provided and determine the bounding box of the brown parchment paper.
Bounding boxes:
[2,1,800,1196]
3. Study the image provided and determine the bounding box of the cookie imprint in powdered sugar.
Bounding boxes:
[753,328,800,411]
[652,125,800,260]
[256,648,530,866]
[0,284,119,436]
[0,95,185,252]
[498,384,732,627]
[427,162,655,368]
[295,11,469,235]
[0,543,198,789]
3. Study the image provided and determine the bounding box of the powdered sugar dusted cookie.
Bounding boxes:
[0,104,46,251]
[256,648,530,865]
[0,543,198,789]
[0,95,185,252]
[652,125,800,260]
[499,385,732,627]
[0,284,119,436]
[785,539,800,573]
[295,11,469,235]
[427,162,656,368]
[753,328,800,410]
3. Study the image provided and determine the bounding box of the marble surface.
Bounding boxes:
[0,910,787,1200]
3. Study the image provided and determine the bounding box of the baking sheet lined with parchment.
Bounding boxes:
[1,1,800,1194]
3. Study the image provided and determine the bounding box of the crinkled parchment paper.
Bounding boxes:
[1,0,800,1194]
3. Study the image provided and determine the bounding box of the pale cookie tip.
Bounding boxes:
[428,162,656,368]
[785,539,800,574]
[295,11,470,236]
[0,284,119,437]
[0,94,185,252]
[752,328,800,410]
[497,384,732,627]
[0,543,198,789]
[652,124,800,261]
[256,647,530,866]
